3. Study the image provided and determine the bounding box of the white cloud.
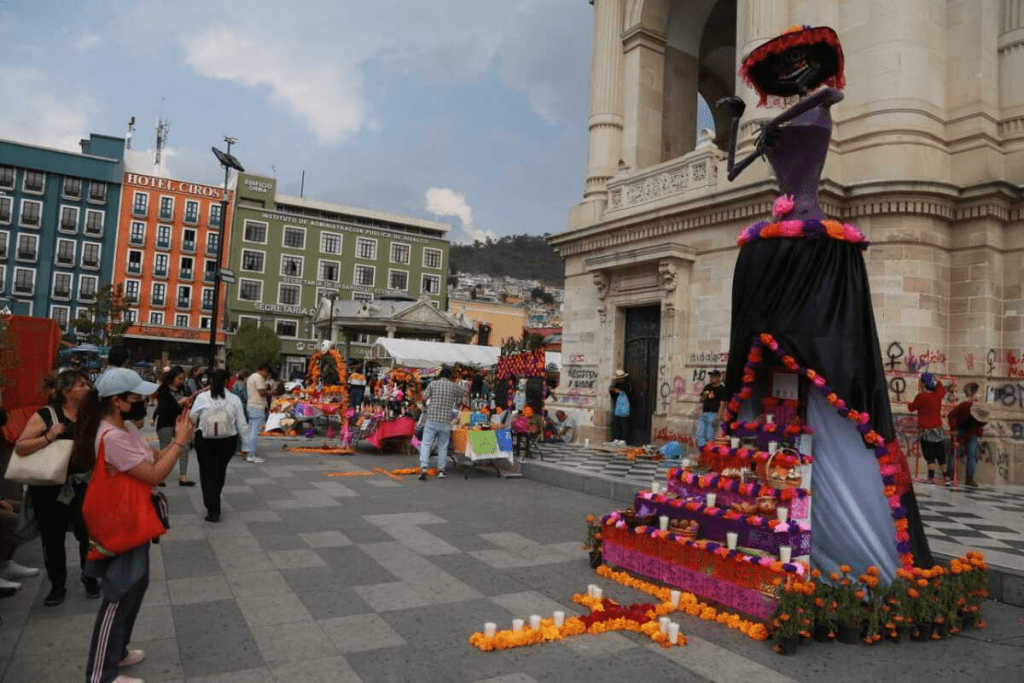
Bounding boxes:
[74,33,100,51]
[0,67,97,151]
[425,187,497,244]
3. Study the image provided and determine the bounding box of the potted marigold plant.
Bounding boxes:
[770,577,815,655]
[831,565,865,644]
[808,570,836,643]
[880,569,914,642]
[858,566,886,644]
[957,551,988,630]
[583,514,603,568]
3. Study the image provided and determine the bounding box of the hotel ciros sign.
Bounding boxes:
[125,173,224,199]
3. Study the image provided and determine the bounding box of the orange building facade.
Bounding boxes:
[113,171,233,366]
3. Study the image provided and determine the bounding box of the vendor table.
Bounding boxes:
[361,416,416,453]
[452,428,516,478]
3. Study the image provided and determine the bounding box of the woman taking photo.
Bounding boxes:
[79,368,193,683]
[190,368,248,523]
[153,366,196,486]
[13,369,96,606]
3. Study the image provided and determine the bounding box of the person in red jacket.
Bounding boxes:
[948,382,988,487]
[907,372,948,484]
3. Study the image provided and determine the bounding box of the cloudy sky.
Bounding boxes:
[0,0,595,243]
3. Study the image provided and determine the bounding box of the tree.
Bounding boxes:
[72,283,135,346]
[227,322,282,374]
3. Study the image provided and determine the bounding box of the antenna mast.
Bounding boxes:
[125,116,136,150]
[155,116,171,166]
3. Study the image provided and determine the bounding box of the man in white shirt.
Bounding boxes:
[242,364,272,463]
[553,410,577,443]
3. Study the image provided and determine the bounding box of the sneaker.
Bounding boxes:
[418,469,427,481]
[966,478,979,487]
[0,560,40,580]
[436,471,447,479]
[0,577,21,592]
[119,649,146,668]
[113,675,145,683]
[44,585,66,606]
[204,513,220,523]
[246,456,266,463]
[82,574,101,599]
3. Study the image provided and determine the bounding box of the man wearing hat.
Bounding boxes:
[948,383,988,487]
[608,370,632,446]
[696,370,727,450]
[908,373,948,484]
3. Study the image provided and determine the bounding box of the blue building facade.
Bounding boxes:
[0,134,124,329]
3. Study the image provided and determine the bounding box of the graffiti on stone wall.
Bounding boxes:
[563,353,594,408]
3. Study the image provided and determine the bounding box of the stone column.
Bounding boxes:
[385,325,397,338]
[733,0,789,153]
[1000,0,1024,177]
[620,24,666,169]
[582,0,624,206]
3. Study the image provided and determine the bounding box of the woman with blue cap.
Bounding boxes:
[908,372,948,484]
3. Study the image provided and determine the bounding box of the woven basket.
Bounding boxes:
[764,448,807,489]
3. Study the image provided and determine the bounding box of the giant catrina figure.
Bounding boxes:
[718,25,933,582]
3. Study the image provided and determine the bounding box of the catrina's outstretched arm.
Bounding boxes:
[717,96,766,181]
[766,87,843,129]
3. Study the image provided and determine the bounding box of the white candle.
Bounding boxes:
[651,480,661,494]
[584,438,589,448]
[768,441,779,454]
[659,515,669,531]
[682,458,691,468]
[668,622,680,643]
[587,584,597,597]
[765,414,775,424]
[659,616,671,635]
[705,493,716,508]
[730,437,740,449]
[553,611,565,627]
[726,532,738,550]
[484,622,497,637]
[669,589,681,608]
[512,618,524,632]
[529,615,542,630]
[779,545,792,563]
[593,587,603,599]
[776,507,789,523]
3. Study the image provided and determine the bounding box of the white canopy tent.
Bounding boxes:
[365,338,561,372]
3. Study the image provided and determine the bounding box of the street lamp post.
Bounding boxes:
[209,138,245,370]
[325,293,338,344]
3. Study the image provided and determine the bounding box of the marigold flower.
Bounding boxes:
[839,564,851,573]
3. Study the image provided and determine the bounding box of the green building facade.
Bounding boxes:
[225,173,451,376]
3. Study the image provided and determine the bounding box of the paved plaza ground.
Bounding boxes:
[1,430,1022,682]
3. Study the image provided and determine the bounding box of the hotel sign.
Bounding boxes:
[125,173,224,199]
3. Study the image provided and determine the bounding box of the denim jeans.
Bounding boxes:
[695,412,717,449]
[246,406,266,457]
[419,420,451,471]
[960,435,979,480]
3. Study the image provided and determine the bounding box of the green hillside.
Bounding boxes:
[448,234,565,287]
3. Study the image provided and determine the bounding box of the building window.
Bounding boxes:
[388,269,408,291]
[238,279,262,302]
[129,221,145,245]
[206,232,219,254]
[159,196,174,221]
[422,274,440,295]
[204,259,216,282]
[84,209,104,236]
[278,284,300,305]
[81,242,100,269]
[132,192,148,217]
[0,265,6,293]
[423,247,442,269]
[201,288,214,311]
[50,305,70,330]
[321,232,342,254]
[241,250,264,272]
[281,255,303,277]
[88,182,107,203]
[123,309,137,323]
[0,231,7,259]
[151,282,166,306]
[282,227,305,249]
[19,199,42,228]
[156,225,171,249]
[0,165,14,189]
[175,314,189,327]
[176,285,191,309]
[56,239,76,266]
[276,320,298,338]
[59,206,79,233]
[53,272,72,300]
[237,315,260,329]
[63,177,82,199]
[0,196,11,224]
[352,291,373,302]
[354,265,375,287]
[179,257,194,280]
[23,170,45,194]
[13,268,35,295]
[182,229,196,252]
[243,220,267,243]
[390,242,410,265]
[16,234,37,262]
[127,250,143,275]
[356,237,377,259]
[79,275,98,302]
[124,280,140,302]
[209,203,222,227]
[319,260,340,282]
[184,200,199,224]
[149,312,164,325]
[200,316,211,329]
[154,253,168,277]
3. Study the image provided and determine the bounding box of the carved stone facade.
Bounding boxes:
[552,0,1024,485]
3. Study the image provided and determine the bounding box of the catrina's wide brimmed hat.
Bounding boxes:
[741,25,845,106]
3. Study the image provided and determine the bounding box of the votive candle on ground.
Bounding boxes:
[726,532,738,550]
[512,619,524,632]
[668,622,680,642]
[659,515,669,531]
[658,616,671,635]
[553,611,565,627]
[730,437,740,449]
[669,589,681,608]
[776,507,789,523]
[587,584,597,597]
[593,587,603,599]
[529,615,542,630]
[765,414,775,424]
[779,545,792,563]
[484,622,497,637]
[651,481,661,494]
[705,493,717,508]
[768,441,779,453]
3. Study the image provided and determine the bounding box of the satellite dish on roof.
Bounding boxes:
[212,146,245,172]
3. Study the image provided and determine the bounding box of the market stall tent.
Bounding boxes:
[366,338,561,372]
